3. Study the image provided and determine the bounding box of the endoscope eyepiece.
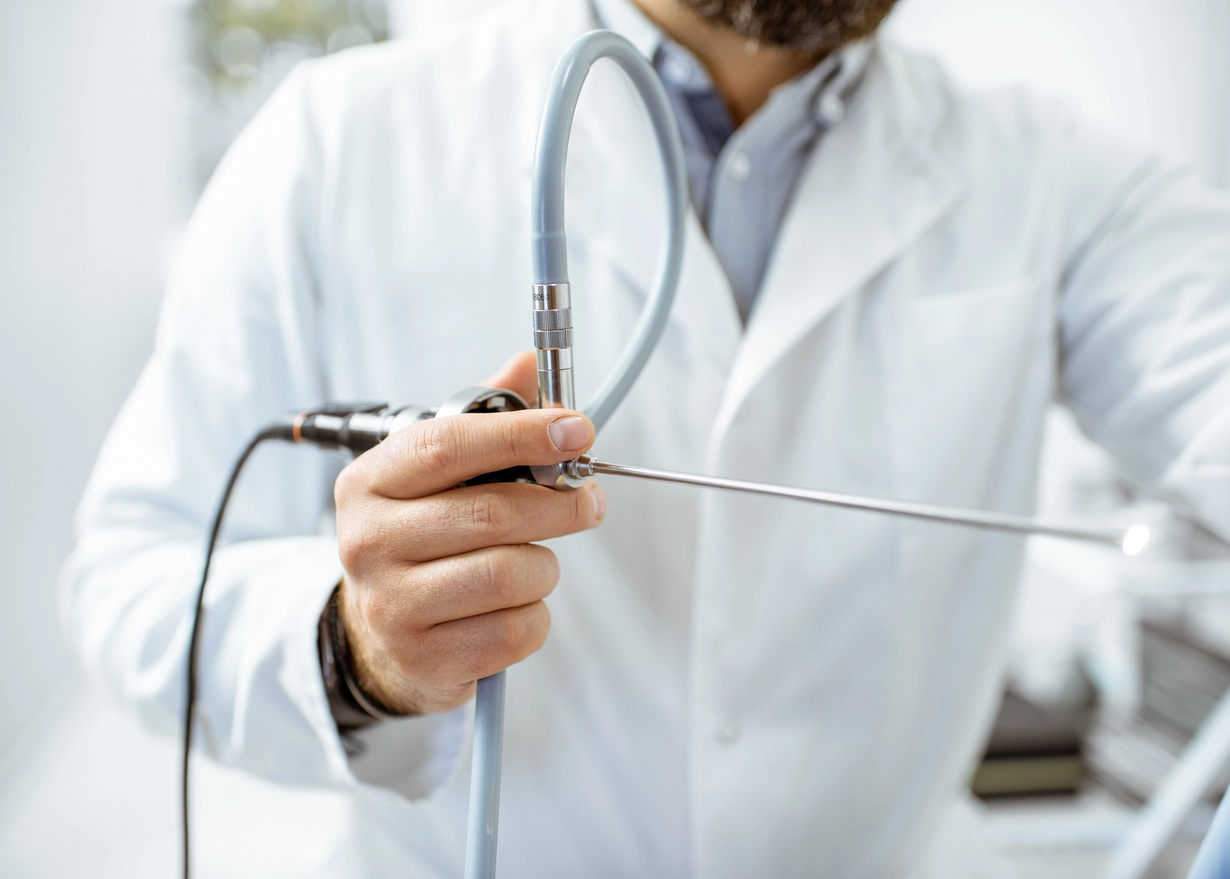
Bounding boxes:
[270,402,392,453]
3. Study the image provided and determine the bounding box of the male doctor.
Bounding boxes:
[64,0,1230,876]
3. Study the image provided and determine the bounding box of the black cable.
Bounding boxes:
[176,399,505,876]
[181,426,285,879]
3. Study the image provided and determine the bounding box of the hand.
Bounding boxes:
[333,351,606,715]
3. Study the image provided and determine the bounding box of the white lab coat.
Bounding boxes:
[62,0,1230,876]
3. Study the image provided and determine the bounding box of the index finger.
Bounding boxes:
[351,408,596,500]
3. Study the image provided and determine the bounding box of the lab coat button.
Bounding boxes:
[727,152,751,182]
[714,718,741,746]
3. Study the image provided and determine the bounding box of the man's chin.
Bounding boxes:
[676,0,901,53]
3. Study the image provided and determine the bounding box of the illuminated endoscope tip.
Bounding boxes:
[1122,525,1151,557]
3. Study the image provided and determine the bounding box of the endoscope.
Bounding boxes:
[180,29,1149,879]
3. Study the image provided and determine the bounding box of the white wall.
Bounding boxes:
[387,0,500,34]
[0,1,186,760]
[887,0,1230,187]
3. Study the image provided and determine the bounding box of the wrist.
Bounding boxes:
[338,577,422,716]
[318,581,408,739]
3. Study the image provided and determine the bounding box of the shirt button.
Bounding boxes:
[726,151,751,182]
[714,718,742,746]
[815,92,846,127]
[661,51,694,85]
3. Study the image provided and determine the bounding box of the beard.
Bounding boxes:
[677,0,900,52]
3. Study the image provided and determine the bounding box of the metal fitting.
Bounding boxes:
[529,454,595,491]
[532,283,575,412]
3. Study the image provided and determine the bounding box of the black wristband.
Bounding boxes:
[317,583,405,735]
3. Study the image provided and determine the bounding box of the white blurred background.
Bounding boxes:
[0,0,1227,876]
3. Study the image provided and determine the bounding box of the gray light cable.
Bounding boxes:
[464,30,689,879]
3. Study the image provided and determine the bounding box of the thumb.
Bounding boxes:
[482,350,539,405]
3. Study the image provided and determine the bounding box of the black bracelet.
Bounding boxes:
[317,583,405,736]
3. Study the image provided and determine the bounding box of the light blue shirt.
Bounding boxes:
[593,0,871,322]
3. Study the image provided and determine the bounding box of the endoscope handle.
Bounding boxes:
[277,389,534,467]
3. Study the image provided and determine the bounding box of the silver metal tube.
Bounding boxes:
[570,457,1151,555]
[532,283,575,411]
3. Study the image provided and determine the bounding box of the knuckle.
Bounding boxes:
[495,609,526,647]
[459,633,500,681]
[514,603,551,659]
[467,617,519,678]
[480,550,520,606]
[539,549,561,591]
[527,602,552,650]
[453,604,551,682]
[461,491,513,539]
[337,521,381,576]
[568,487,591,529]
[333,464,358,506]
[409,418,461,474]
[424,682,476,714]
[495,415,524,462]
[522,544,560,592]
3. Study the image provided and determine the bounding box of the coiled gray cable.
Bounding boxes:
[530,29,689,431]
[464,29,689,879]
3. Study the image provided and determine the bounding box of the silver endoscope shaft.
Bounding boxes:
[571,457,1151,555]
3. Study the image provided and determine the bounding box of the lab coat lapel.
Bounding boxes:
[714,44,966,442]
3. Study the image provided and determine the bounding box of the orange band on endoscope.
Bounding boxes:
[292,412,307,443]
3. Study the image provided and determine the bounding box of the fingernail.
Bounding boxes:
[590,483,607,522]
[548,415,591,452]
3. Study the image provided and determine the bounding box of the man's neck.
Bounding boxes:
[631,0,826,125]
